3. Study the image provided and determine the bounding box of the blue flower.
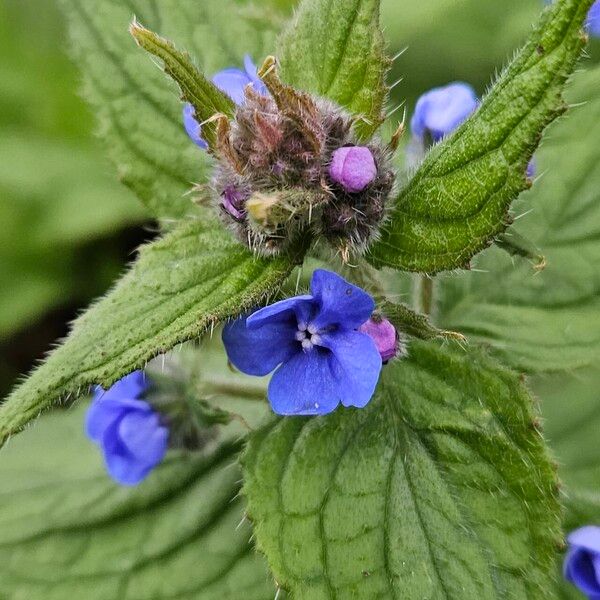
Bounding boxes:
[222,269,382,416]
[86,371,169,486]
[183,55,268,148]
[564,526,600,599]
[410,82,478,143]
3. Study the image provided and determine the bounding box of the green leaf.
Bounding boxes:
[277,0,389,139]
[243,341,561,599]
[0,218,294,448]
[130,22,235,150]
[368,0,592,273]
[0,403,276,599]
[57,0,279,220]
[439,64,600,373]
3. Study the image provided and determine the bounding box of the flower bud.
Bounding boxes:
[329,146,377,193]
[221,186,247,221]
[359,317,399,363]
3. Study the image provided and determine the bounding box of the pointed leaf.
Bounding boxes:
[130,22,235,150]
[277,0,389,139]
[0,219,294,448]
[368,0,592,273]
[243,342,561,599]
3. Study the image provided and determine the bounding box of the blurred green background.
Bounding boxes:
[0,0,554,396]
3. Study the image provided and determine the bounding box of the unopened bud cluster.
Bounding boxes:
[211,57,395,258]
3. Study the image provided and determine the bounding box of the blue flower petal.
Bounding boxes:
[96,370,147,402]
[243,54,268,96]
[319,330,382,408]
[85,397,151,443]
[309,269,375,330]
[247,295,314,329]
[183,103,208,149]
[223,315,299,376]
[101,411,167,486]
[565,548,600,596]
[569,526,600,554]
[268,349,342,416]
[212,67,253,105]
[268,331,381,415]
[118,410,169,465]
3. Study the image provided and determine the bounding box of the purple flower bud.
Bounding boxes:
[411,82,478,143]
[564,526,600,597]
[526,158,536,179]
[359,317,398,363]
[221,186,247,220]
[329,146,377,193]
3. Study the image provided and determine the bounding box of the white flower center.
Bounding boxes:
[296,322,322,351]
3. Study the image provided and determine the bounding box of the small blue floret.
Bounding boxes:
[86,371,168,486]
[222,269,382,416]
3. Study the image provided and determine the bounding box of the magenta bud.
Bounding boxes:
[221,186,246,221]
[359,317,398,363]
[329,146,377,193]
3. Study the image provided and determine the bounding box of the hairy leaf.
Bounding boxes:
[368,0,592,273]
[57,0,278,220]
[0,219,294,448]
[0,404,275,599]
[277,0,389,139]
[440,64,600,373]
[244,342,561,599]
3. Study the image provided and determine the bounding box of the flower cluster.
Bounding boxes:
[184,56,395,258]
[222,269,398,416]
[86,371,168,485]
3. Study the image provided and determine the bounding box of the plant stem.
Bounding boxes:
[419,276,434,316]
